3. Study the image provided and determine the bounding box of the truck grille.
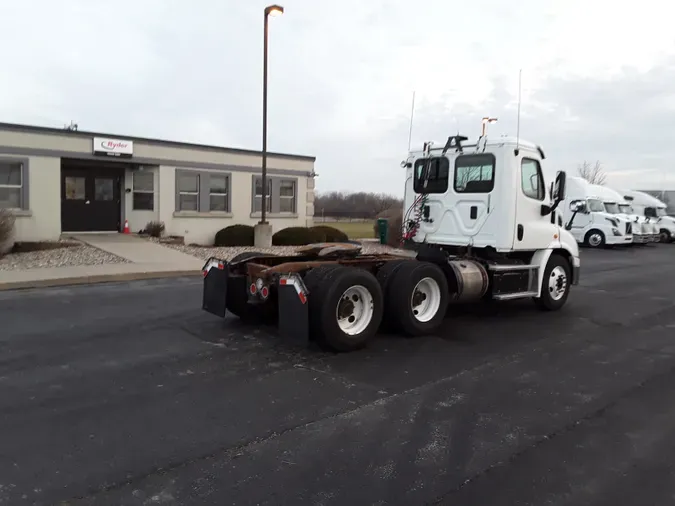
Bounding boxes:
[626,223,632,235]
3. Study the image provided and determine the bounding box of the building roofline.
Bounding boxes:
[0,121,316,162]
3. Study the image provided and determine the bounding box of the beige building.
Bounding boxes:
[0,122,316,245]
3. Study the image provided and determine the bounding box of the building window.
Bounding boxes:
[174,169,231,213]
[251,175,299,214]
[279,180,296,213]
[209,175,229,212]
[253,176,272,213]
[521,158,545,201]
[0,161,24,209]
[454,154,495,193]
[133,171,154,210]
[178,173,200,211]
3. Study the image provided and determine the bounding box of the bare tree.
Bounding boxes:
[577,160,607,185]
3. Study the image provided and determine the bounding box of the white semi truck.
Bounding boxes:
[562,176,633,247]
[588,184,656,244]
[619,189,675,243]
[201,130,580,352]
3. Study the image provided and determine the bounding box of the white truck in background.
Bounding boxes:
[587,184,655,244]
[563,176,633,248]
[619,189,675,243]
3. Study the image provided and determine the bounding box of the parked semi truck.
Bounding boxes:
[562,176,633,247]
[619,189,675,243]
[587,184,657,244]
[202,131,580,352]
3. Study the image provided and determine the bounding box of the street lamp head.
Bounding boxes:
[265,4,284,17]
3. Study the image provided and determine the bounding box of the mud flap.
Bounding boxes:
[202,257,228,317]
[277,274,310,346]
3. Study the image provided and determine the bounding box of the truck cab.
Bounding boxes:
[401,134,579,305]
[619,189,675,243]
[588,184,651,244]
[562,176,633,247]
[402,135,576,254]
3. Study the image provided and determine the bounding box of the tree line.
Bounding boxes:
[315,191,403,219]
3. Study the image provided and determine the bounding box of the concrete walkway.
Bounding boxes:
[0,234,203,291]
[68,233,202,267]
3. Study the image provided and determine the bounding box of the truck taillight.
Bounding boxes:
[260,286,270,299]
[249,283,257,295]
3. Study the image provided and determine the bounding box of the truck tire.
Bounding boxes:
[385,261,450,337]
[584,230,605,248]
[226,251,277,323]
[304,265,383,352]
[660,229,672,243]
[375,259,411,332]
[534,254,571,311]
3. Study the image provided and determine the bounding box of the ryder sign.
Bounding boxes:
[93,137,133,158]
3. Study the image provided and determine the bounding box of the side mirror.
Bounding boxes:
[553,171,567,203]
[569,199,587,213]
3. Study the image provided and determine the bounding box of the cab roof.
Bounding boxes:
[409,135,543,158]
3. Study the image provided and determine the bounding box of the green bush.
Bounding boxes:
[0,209,16,256]
[144,221,165,238]
[215,224,255,247]
[310,225,349,243]
[272,227,325,246]
[387,215,403,247]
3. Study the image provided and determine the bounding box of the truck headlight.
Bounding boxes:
[606,218,619,227]
[612,227,621,236]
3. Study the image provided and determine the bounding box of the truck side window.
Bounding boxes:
[413,157,449,194]
[454,154,495,193]
[521,158,545,201]
[645,207,657,218]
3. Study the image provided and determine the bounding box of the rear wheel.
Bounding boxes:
[304,265,383,352]
[385,261,449,336]
[375,260,411,332]
[534,254,571,311]
[226,251,277,323]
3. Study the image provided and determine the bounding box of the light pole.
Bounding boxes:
[260,4,283,225]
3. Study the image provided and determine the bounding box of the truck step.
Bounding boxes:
[488,264,537,272]
[492,291,539,300]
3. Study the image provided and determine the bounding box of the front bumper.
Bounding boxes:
[632,234,649,244]
[571,256,580,285]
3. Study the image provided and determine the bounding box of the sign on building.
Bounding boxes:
[93,137,134,158]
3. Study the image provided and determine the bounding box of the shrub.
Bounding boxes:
[272,227,325,246]
[310,225,348,243]
[387,215,403,247]
[144,221,165,238]
[0,209,16,256]
[215,224,255,247]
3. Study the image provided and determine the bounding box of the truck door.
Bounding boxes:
[512,156,553,250]
[441,153,499,247]
[414,153,499,248]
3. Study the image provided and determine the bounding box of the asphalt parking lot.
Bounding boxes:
[2,244,675,505]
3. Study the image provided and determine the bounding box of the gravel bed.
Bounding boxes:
[146,237,412,261]
[0,239,129,271]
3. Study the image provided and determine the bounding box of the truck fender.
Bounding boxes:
[531,246,576,297]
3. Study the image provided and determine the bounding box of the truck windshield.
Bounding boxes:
[604,202,620,214]
[657,208,668,217]
[619,204,633,214]
[587,199,605,212]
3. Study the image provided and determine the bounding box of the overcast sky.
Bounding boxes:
[1,0,674,196]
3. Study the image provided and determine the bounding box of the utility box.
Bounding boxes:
[376,218,389,245]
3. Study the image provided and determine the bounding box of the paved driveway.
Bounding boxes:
[1,245,674,505]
